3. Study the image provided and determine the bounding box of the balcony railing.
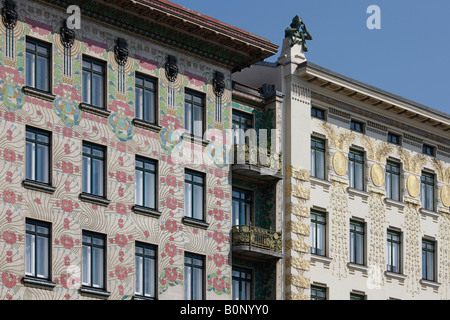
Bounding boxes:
[231,224,282,254]
[233,144,282,172]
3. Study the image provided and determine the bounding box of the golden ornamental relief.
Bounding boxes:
[285,166,310,182]
[371,163,385,187]
[361,136,393,163]
[398,147,428,174]
[333,151,347,176]
[432,158,448,183]
[442,185,450,208]
[407,174,420,198]
[321,122,355,151]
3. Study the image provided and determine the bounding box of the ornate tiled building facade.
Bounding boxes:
[0,0,280,300]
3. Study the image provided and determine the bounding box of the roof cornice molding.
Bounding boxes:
[297,62,450,127]
[38,0,278,72]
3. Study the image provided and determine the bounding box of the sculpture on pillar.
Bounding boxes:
[284,15,312,52]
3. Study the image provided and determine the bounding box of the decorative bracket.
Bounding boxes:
[2,0,18,29]
[212,71,225,97]
[60,19,75,48]
[114,37,129,66]
[165,55,178,82]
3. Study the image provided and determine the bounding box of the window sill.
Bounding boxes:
[419,208,440,219]
[384,271,407,281]
[22,179,56,194]
[79,103,111,118]
[347,187,370,200]
[182,217,209,229]
[22,276,56,290]
[132,118,162,133]
[132,205,161,218]
[181,133,210,147]
[79,193,111,207]
[22,86,56,102]
[347,262,369,273]
[420,279,441,289]
[132,295,156,301]
[384,198,406,209]
[79,286,111,299]
[310,177,331,190]
[311,254,333,266]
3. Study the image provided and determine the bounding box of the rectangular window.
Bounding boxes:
[135,157,157,210]
[82,56,106,108]
[26,127,51,184]
[82,231,106,289]
[421,172,435,211]
[350,120,364,133]
[311,137,326,180]
[185,252,204,300]
[311,210,326,256]
[311,106,325,120]
[135,242,157,299]
[350,293,366,300]
[350,220,365,265]
[387,132,401,145]
[232,110,253,145]
[135,73,157,124]
[184,170,204,221]
[26,37,51,92]
[185,90,205,138]
[25,219,51,280]
[232,266,252,300]
[82,143,106,197]
[385,161,401,201]
[311,285,327,300]
[422,144,435,157]
[232,187,252,226]
[422,240,436,281]
[387,230,401,273]
[348,149,365,190]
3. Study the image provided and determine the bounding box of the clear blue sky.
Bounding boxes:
[174,0,450,115]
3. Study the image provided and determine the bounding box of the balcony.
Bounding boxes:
[231,224,283,260]
[231,144,283,182]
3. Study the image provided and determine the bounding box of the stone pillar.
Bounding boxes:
[279,38,312,300]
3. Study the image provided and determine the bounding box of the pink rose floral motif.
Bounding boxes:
[212,230,225,244]
[213,277,225,292]
[214,169,223,178]
[60,235,74,250]
[165,243,177,258]
[214,187,224,199]
[116,203,127,215]
[61,161,74,174]
[115,234,128,247]
[164,268,178,283]
[64,256,71,266]
[116,171,127,183]
[213,253,225,268]
[3,149,16,162]
[3,190,16,204]
[135,55,159,71]
[1,272,17,288]
[4,111,15,122]
[166,175,177,187]
[2,231,16,245]
[213,208,224,221]
[60,274,78,290]
[166,197,178,210]
[62,127,73,138]
[115,266,128,281]
[165,220,178,233]
[61,200,73,213]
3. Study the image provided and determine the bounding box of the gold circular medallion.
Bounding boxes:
[442,185,450,207]
[333,151,347,176]
[407,175,420,198]
[371,163,385,187]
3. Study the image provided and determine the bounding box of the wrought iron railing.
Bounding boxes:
[233,144,282,172]
[231,224,282,253]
